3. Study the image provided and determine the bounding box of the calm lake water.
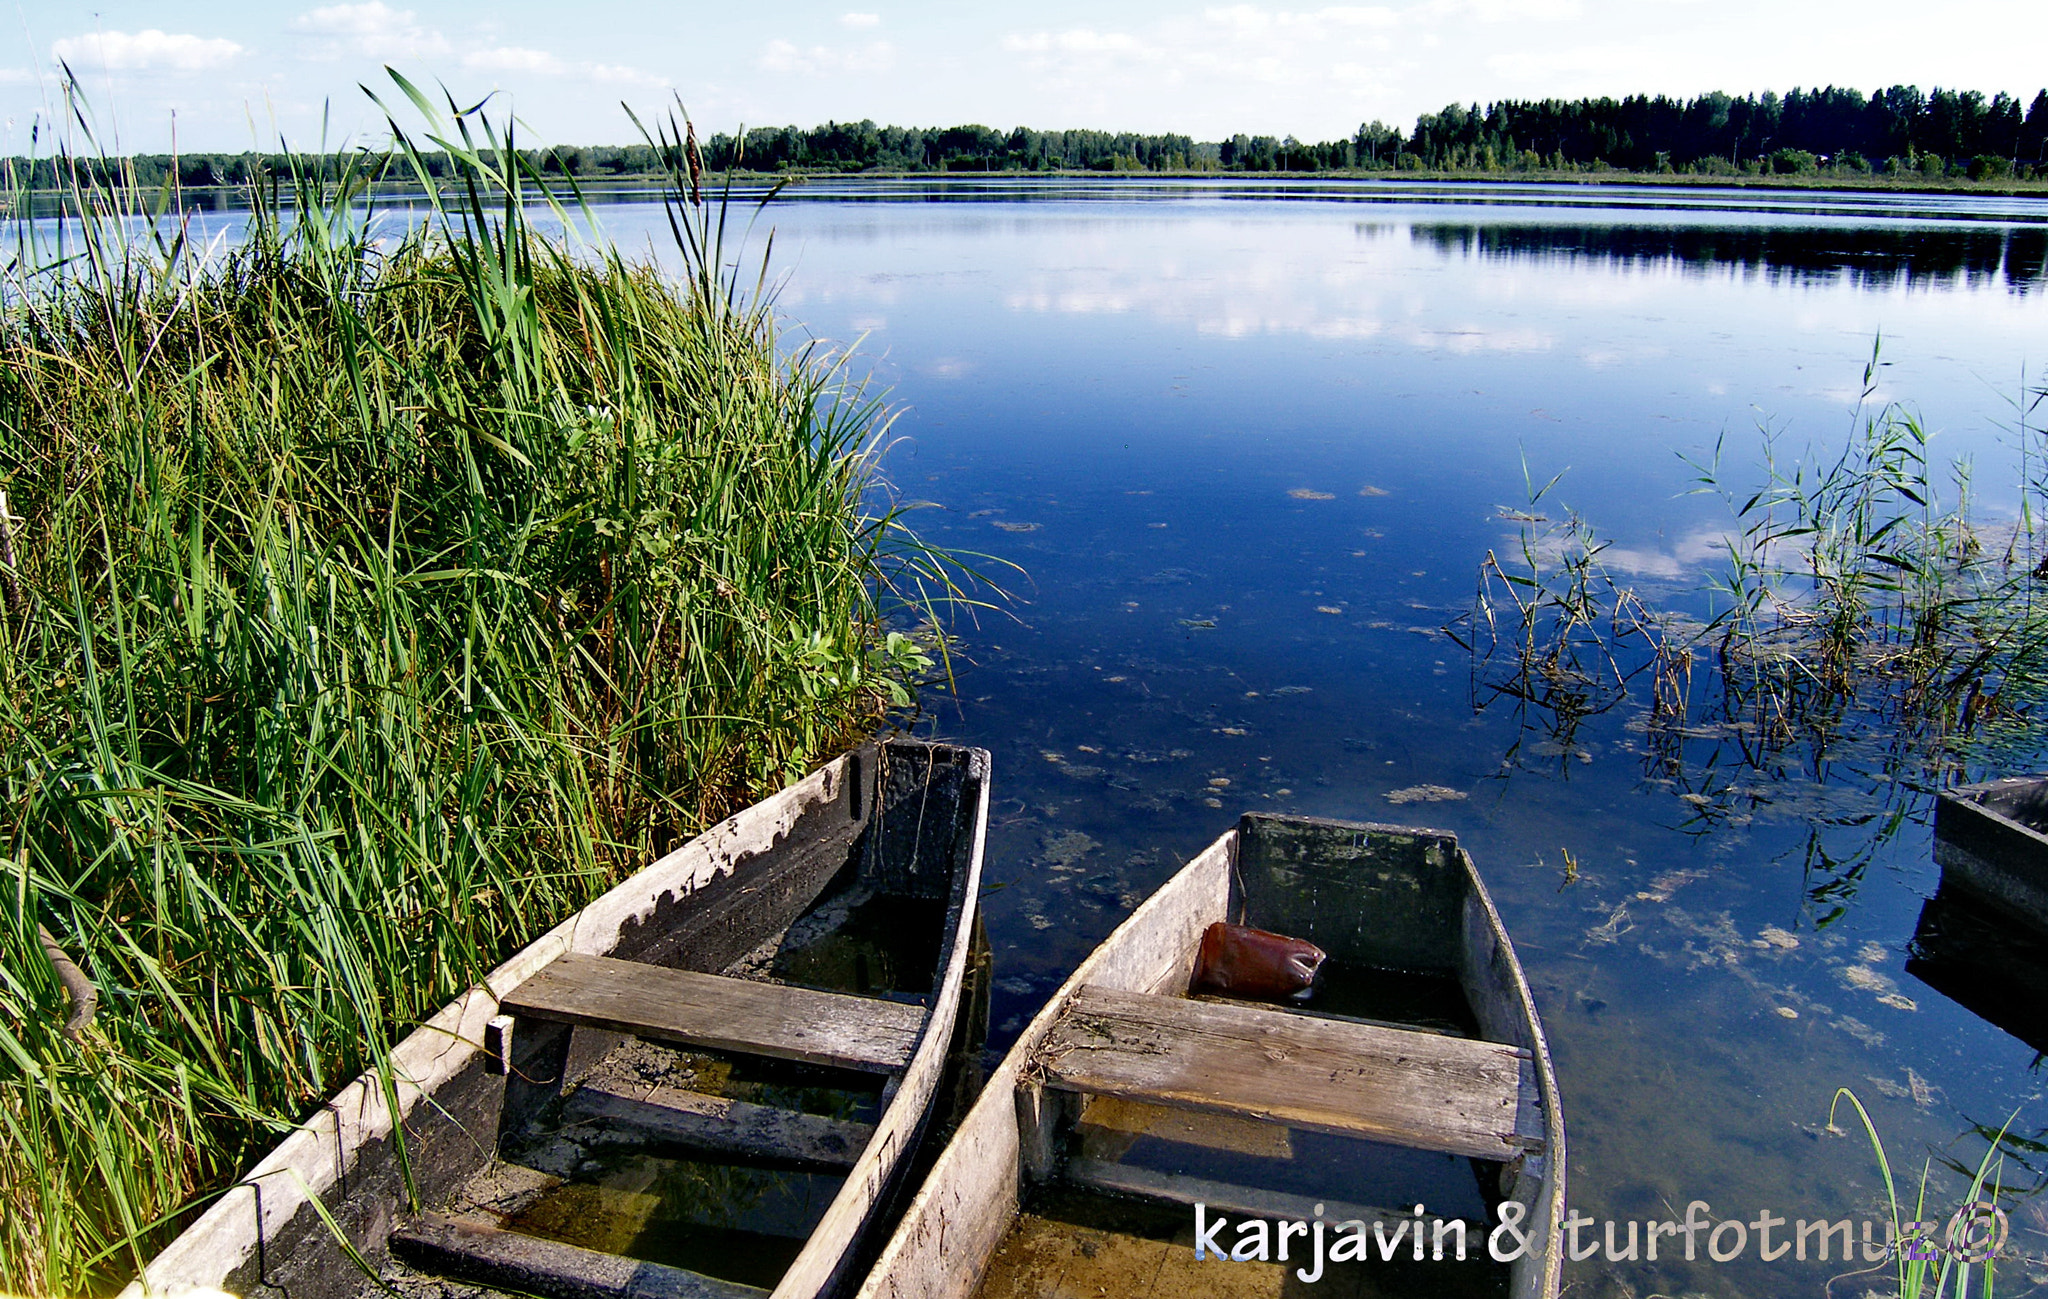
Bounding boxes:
[663,177,2048,1298]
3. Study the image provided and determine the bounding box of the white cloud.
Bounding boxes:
[840,12,882,27]
[456,47,662,86]
[1485,41,1671,85]
[1421,0,1584,21]
[1204,5,1403,34]
[294,2,449,61]
[996,1,1603,129]
[463,46,565,75]
[1000,8,1403,105]
[1001,31,1146,56]
[0,68,35,84]
[759,38,897,75]
[51,30,242,74]
[586,63,662,85]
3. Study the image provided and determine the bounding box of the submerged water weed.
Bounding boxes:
[0,74,973,1295]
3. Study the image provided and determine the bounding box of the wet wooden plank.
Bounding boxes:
[1064,1159,1473,1239]
[1190,991,1468,1038]
[564,1078,875,1168]
[390,1211,767,1299]
[501,953,923,1074]
[1075,1095,1293,1161]
[1038,985,1530,1162]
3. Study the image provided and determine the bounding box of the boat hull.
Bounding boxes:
[1934,776,2048,934]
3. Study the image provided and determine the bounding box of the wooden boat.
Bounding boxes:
[858,813,1565,1299]
[122,739,991,1299]
[1934,775,2048,933]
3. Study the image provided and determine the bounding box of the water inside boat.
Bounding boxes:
[507,1149,842,1289]
[1294,959,1479,1038]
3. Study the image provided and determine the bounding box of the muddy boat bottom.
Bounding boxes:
[978,1186,1508,1299]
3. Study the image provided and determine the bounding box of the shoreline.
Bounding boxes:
[10,168,2047,216]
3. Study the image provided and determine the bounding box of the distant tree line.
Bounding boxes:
[8,84,2047,188]
[1401,87,2048,179]
[707,86,2048,179]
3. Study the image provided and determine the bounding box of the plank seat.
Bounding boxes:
[563,1078,875,1168]
[500,952,923,1075]
[392,1211,766,1299]
[1037,985,1537,1162]
[1063,1159,1482,1238]
[1190,991,1470,1038]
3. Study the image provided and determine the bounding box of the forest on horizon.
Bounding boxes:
[9,83,2048,189]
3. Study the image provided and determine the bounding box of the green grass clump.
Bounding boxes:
[0,77,955,1295]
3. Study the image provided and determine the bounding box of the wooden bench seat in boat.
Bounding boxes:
[501,952,923,1074]
[393,1212,767,1299]
[1060,1158,1483,1238]
[1037,984,1538,1162]
[562,1077,876,1168]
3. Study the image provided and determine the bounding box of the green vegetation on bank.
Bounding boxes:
[15,82,2047,191]
[0,77,957,1296]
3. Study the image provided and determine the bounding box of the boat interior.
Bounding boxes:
[381,741,986,1299]
[978,815,1553,1299]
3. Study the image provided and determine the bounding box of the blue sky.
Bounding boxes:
[5,1,2045,155]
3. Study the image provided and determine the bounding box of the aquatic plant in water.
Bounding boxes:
[1829,1088,2014,1298]
[1461,345,2048,812]
[0,74,970,1295]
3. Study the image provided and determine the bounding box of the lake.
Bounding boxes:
[644,177,2047,1297]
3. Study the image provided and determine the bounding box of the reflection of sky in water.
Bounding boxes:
[48,182,2048,1296]
[673,184,2048,1298]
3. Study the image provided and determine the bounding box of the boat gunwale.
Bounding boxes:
[1934,774,2048,935]
[770,742,992,1299]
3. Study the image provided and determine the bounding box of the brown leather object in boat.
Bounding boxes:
[1190,922,1327,1001]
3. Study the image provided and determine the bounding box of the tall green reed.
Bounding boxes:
[0,74,962,1295]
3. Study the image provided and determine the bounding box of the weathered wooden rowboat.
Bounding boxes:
[1934,775,2048,934]
[858,813,1565,1299]
[123,739,991,1299]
